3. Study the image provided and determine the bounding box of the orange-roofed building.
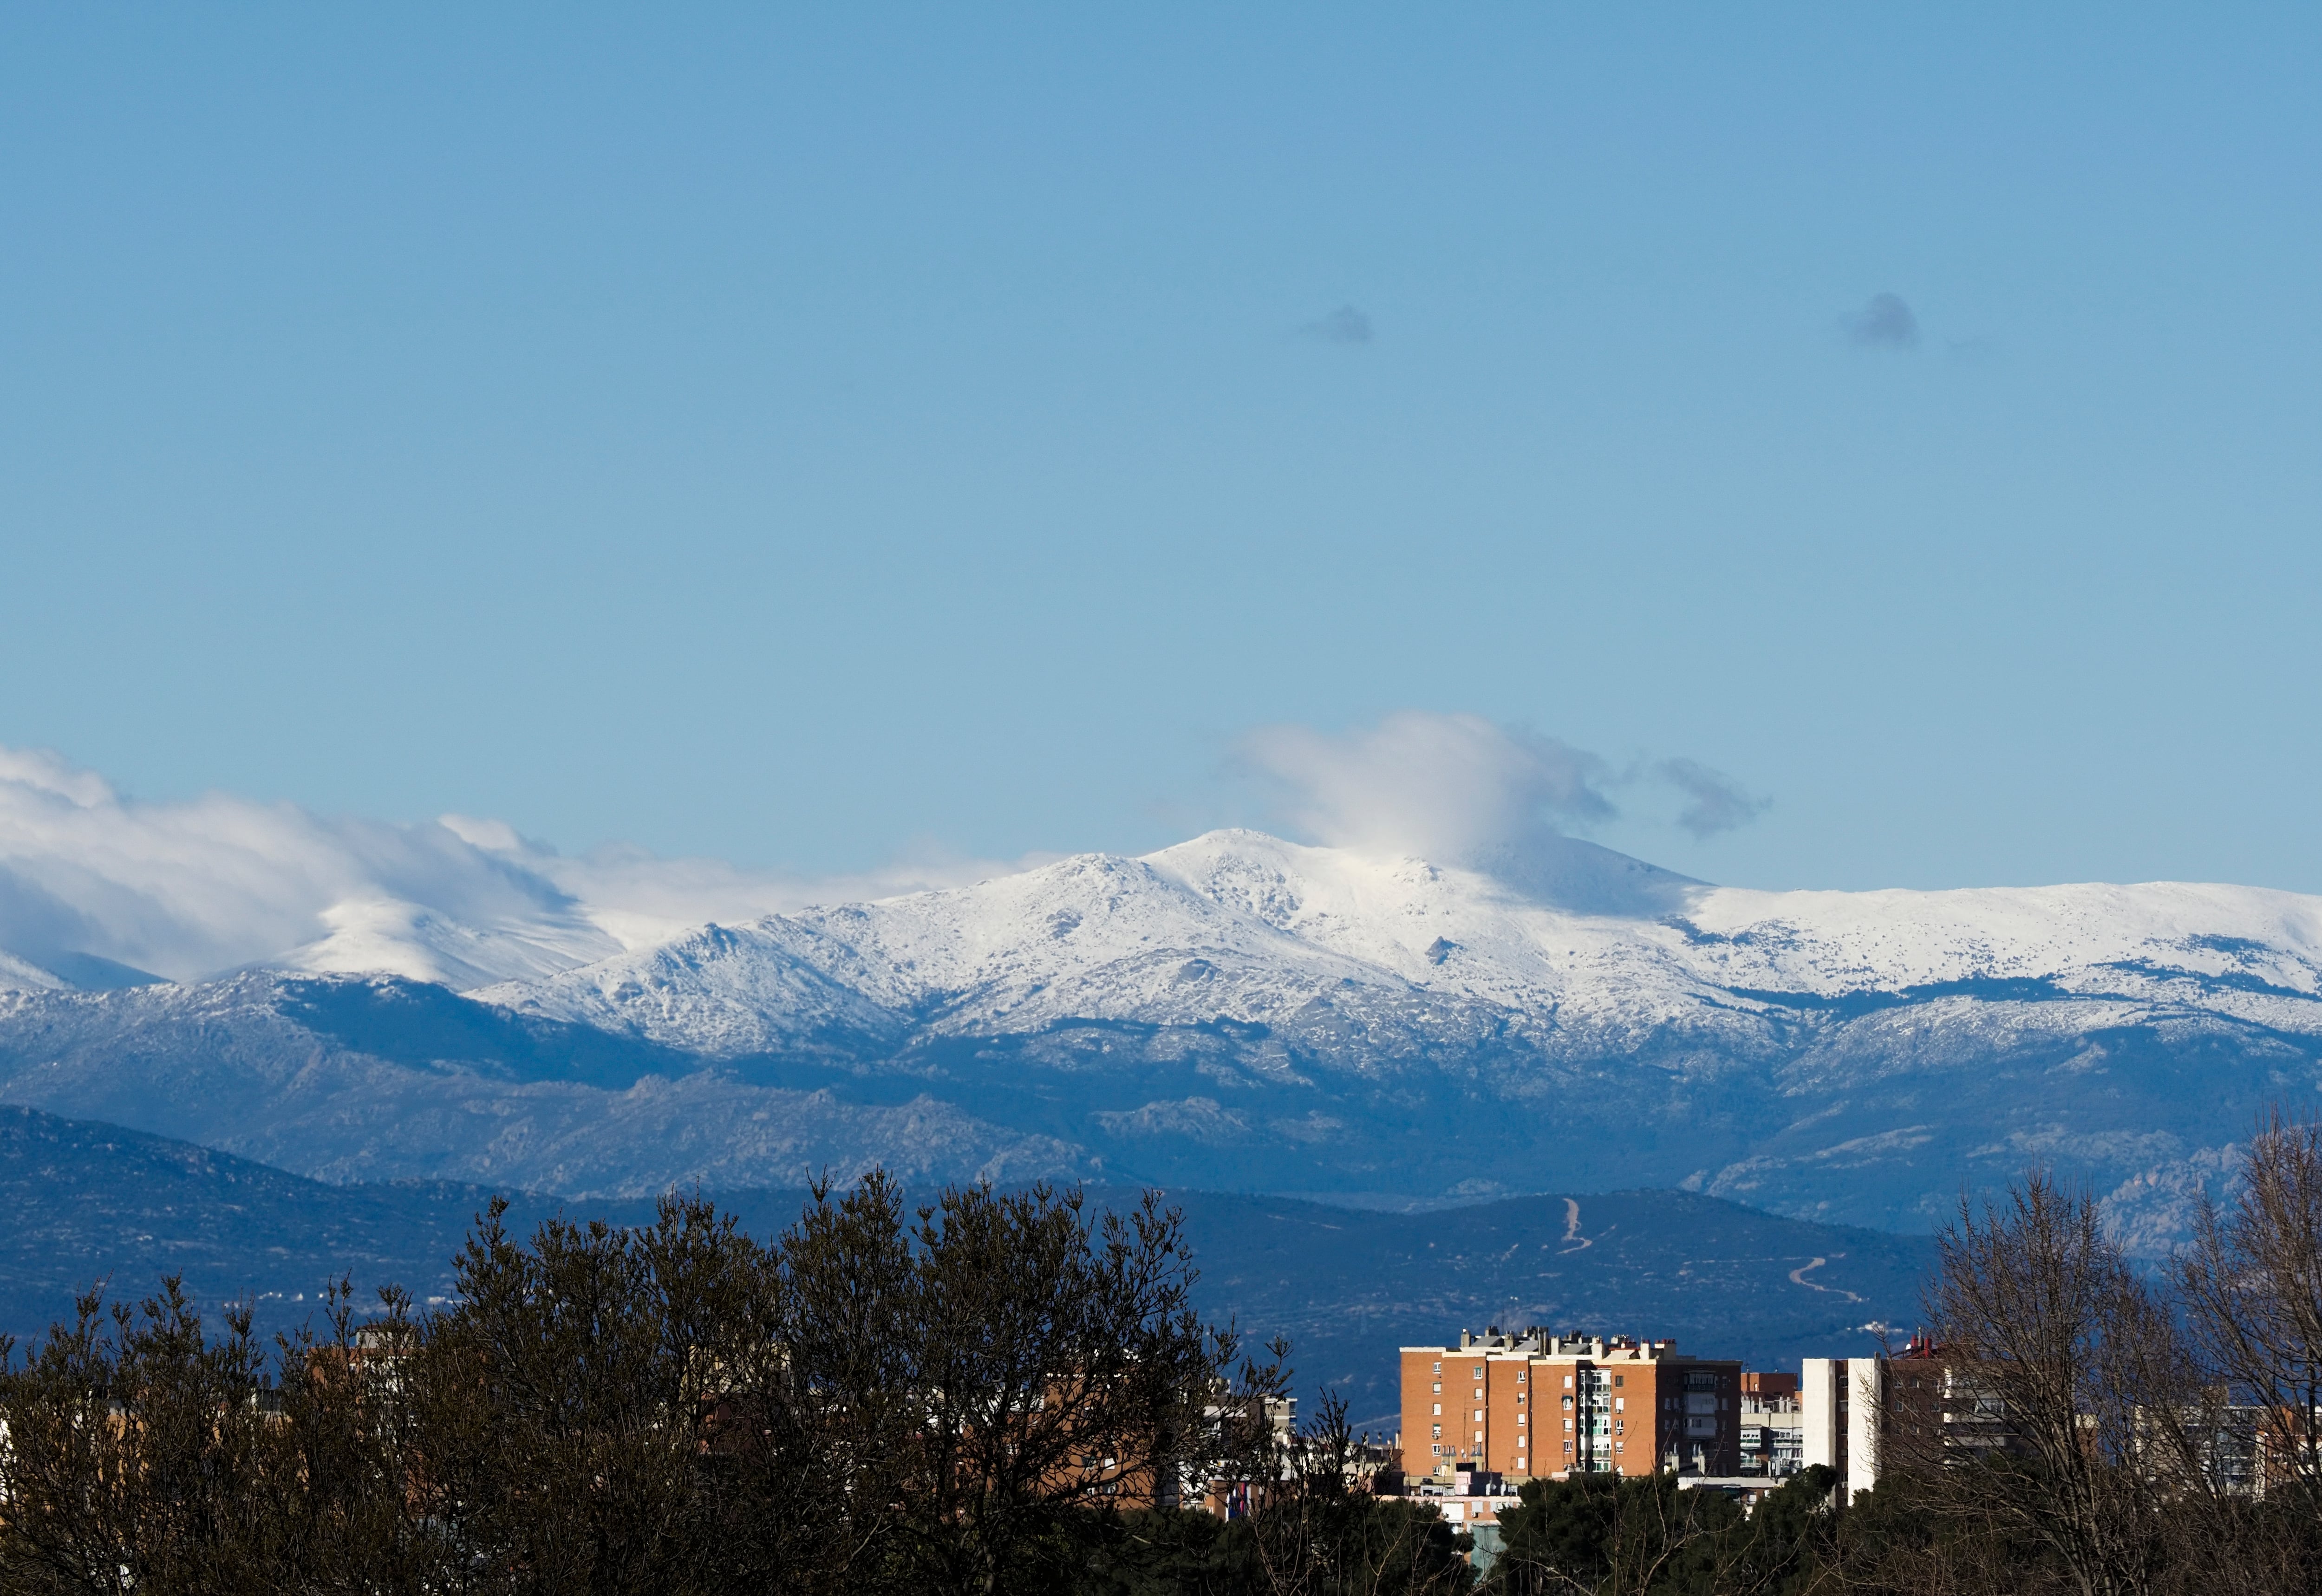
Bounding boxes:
[1398,1327,1740,1481]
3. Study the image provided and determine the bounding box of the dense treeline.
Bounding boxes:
[8,1114,2322,1594]
[0,1176,1469,1596]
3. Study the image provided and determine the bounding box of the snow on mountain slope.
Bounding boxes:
[466,919,915,1058]
[478,842,1421,1053]
[9,825,2322,1246]
[0,950,69,993]
[478,828,2322,1055]
[268,896,626,990]
[449,828,2322,1246]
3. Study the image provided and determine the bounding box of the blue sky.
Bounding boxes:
[3,5,2317,893]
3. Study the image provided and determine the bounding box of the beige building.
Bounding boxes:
[1739,1370,1804,1477]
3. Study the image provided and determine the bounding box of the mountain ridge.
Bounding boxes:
[3,828,2317,1248]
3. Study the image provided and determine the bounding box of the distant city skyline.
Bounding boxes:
[4,6,2318,894]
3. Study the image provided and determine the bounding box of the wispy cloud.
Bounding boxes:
[1845,292,1920,350]
[1299,304,1374,345]
[0,747,1028,989]
[1237,712,1768,864]
[1655,757,1771,838]
[1237,712,1611,864]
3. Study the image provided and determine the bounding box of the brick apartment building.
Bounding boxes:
[1399,1328,1742,1481]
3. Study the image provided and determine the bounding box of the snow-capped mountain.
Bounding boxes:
[479,827,2322,1059]
[462,828,2322,1245]
[4,826,2318,1248]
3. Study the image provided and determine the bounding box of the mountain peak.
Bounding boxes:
[7,833,2322,1247]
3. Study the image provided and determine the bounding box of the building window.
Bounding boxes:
[1613,1375,1624,1387]
[1613,1398,1624,1412]
[1432,1426,1441,1438]
[1432,1404,1441,1416]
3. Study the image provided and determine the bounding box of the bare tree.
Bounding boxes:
[2175,1108,2322,1505]
[1914,1171,2193,1596]
[1246,1388,1473,1596]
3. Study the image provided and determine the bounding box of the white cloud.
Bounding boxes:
[1236,712,1615,865]
[1235,712,1768,882]
[0,747,1031,991]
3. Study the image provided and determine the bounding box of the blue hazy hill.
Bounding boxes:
[0,1106,1927,1432]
